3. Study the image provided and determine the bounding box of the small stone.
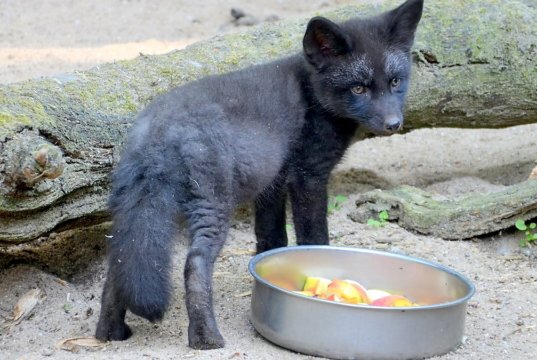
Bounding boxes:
[230,8,246,20]
[374,237,396,244]
[41,347,55,356]
[235,15,259,27]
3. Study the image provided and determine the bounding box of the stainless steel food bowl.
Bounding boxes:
[249,246,475,360]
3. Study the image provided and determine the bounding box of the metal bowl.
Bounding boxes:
[248,246,475,360]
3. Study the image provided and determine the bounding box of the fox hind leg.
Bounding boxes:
[95,276,132,341]
[184,199,231,349]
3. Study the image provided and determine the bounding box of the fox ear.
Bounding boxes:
[384,0,423,49]
[303,17,351,69]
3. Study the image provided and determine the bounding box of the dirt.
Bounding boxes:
[1,1,536,359]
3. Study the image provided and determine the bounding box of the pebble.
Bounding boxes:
[41,347,54,356]
[374,237,396,244]
[235,15,259,27]
[230,8,246,20]
[229,7,260,27]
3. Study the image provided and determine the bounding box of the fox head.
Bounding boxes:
[303,0,423,135]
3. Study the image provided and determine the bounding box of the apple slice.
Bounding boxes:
[344,280,370,304]
[325,293,343,302]
[303,276,332,296]
[367,289,392,302]
[370,294,414,307]
[325,279,369,304]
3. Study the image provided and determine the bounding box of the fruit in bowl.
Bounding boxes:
[262,273,418,307]
[367,289,392,302]
[303,276,331,296]
[324,279,369,304]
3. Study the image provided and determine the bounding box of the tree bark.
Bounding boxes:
[0,0,536,275]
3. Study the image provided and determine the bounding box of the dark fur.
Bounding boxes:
[96,0,423,349]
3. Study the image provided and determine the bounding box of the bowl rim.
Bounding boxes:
[248,245,476,311]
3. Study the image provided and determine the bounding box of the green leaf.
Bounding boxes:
[515,219,527,231]
[379,210,389,221]
[367,219,381,228]
[334,195,348,203]
[530,222,537,229]
[519,238,527,247]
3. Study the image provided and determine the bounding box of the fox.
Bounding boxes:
[95,0,423,350]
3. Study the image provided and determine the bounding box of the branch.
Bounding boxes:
[350,179,537,240]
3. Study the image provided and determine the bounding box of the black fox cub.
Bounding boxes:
[96,0,423,350]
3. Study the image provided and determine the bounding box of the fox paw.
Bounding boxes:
[95,320,133,341]
[188,324,225,349]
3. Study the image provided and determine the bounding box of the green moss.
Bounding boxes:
[0,112,33,139]
[0,112,30,125]
[410,0,536,68]
[58,69,141,117]
[18,98,48,118]
[158,67,177,77]
[0,83,57,137]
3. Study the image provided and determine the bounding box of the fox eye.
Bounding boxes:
[390,78,401,88]
[351,85,366,95]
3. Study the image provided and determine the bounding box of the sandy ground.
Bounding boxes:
[1,1,537,359]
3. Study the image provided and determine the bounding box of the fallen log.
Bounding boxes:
[0,0,536,275]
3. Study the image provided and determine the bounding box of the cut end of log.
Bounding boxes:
[1,130,65,192]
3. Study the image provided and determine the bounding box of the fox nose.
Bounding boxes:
[384,117,403,133]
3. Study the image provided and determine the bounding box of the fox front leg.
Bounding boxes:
[254,173,289,253]
[288,177,330,246]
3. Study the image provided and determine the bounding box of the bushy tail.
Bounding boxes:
[106,159,180,321]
